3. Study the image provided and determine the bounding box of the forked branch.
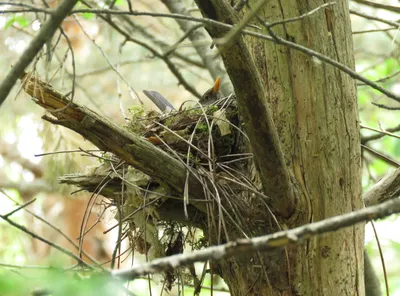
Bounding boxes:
[19,72,207,205]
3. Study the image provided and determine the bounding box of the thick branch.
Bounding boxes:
[112,195,400,280]
[194,0,296,217]
[363,167,400,207]
[0,0,79,106]
[19,73,207,206]
[59,173,206,228]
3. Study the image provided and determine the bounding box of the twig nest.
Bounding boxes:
[127,96,239,165]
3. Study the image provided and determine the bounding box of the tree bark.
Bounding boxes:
[19,0,365,294]
[195,0,364,295]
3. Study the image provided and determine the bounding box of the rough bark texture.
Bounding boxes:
[195,0,364,295]
[19,0,365,294]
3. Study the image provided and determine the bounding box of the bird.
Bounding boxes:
[142,90,176,112]
[199,76,222,105]
[143,77,222,112]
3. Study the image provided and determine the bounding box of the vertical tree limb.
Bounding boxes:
[194,0,296,217]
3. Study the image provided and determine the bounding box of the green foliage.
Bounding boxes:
[0,271,28,296]
[196,122,208,133]
[4,15,29,29]
[81,13,94,20]
[363,58,396,81]
[0,269,122,296]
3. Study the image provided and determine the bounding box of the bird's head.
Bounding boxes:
[200,77,222,105]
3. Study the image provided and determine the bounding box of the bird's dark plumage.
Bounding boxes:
[143,90,176,112]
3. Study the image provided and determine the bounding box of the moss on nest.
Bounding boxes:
[127,97,239,165]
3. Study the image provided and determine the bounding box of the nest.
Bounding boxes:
[21,71,267,291]
[127,95,240,165]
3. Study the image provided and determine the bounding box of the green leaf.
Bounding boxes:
[4,16,16,29]
[15,15,28,28]
[3,15,29,30]
[81,12,94,20]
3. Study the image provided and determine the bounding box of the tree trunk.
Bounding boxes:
[19,0,365,294]
[196,0,364,295]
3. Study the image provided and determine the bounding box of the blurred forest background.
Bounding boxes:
[0,0,399,295]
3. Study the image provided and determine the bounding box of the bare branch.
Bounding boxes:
[19,72,208,208]
[363,168,400,207]
[352,0,400,14]
[79,0,202,100]
[162,0,233,95]
[0,213,93,269]
[0,2,50,13]
[350,9,400,28]
[267,2,336,27]
[353,27,399,34]
[217,0,269,48]
[60,8,400,116]
[7,5,396,102]
[362,144,400,167]
[112,196,400,280]
[0,189,103,268]
[0,0,79,106]
[3,198,36,218]
[361,123,400,144]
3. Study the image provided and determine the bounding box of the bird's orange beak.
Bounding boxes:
[213,77,221,93]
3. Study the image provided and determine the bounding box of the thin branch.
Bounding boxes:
[4,5,396,102]
[350,9,400,28]
[370,221,389,296]
[268,2,335,27]
[0,262,65,270]
[217,0,269,48]
[371,102,400,110]
[79,0,202,100]
[0,189,102,267]
[163,24,204,57]
[0,213,94,269]
[109,6,205,69]
[253,23,400,104]
[162,0,233,95]
[75,59,152,78]
[0,0,79,106]
[362,144,400,167]
[104,18,202,100]
[357,70,400,86]
[73,16,140,104]
[352,0,400,14]
[0,2,49,13]
[353,27,399,35]
[3,198,36,218]
[62,8,400,109]
[112,196,400,280]
[361,123,400,144]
